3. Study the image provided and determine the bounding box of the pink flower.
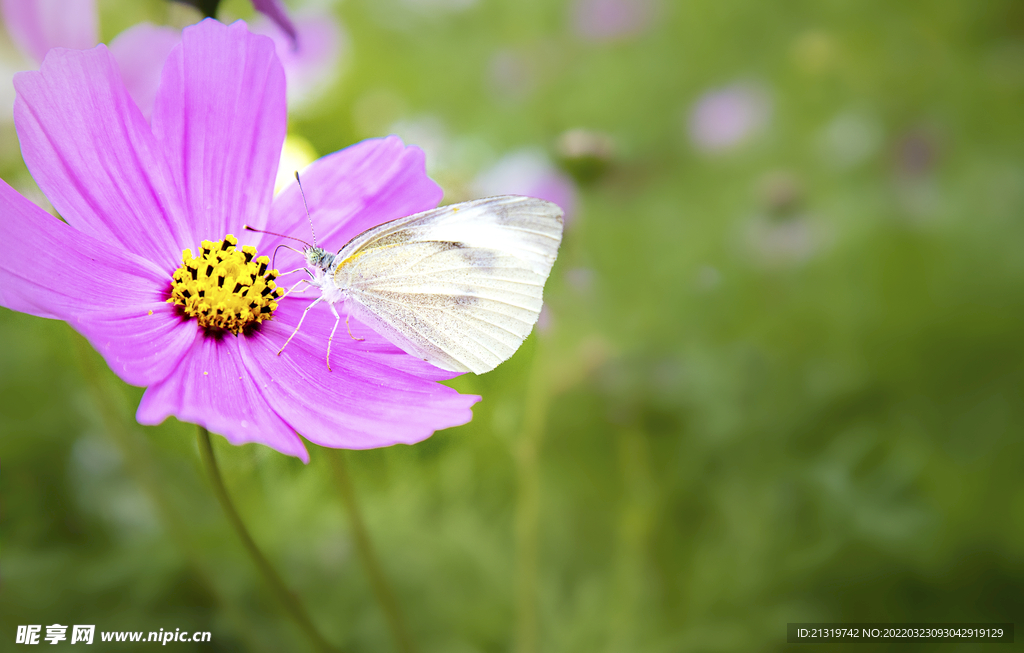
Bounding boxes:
[571,0,655,43]
[687,83,770,153]
[1,0,337,118]
[0,0,98,62]
[0,19,477,461]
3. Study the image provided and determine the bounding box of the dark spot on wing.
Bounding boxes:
[370,230,416,248]
[459,247,498,268]
[493,203,514,225]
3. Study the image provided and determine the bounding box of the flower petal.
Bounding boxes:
[263,136,443,254]
[251,0,298,46]
[137,335,309,462]
[108,23,181,121]
[240,299,479,450]
[13,45,191,270]
[151,19,285,244]
[0,178,198,385]
[1,0,97,64]
[276,293,464,382]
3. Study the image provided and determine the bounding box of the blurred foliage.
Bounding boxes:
[2,0,1024,651]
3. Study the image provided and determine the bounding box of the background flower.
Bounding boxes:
[0,0,97,61]
[687,82,771,153]
[0,0,341,117]
[251,8,344,110]
[570,0,655,43]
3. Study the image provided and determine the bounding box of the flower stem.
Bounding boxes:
[515,344,553,653]
[327,449,417,653]
[196,426,337,653]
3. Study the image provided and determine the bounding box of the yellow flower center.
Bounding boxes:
[167,234,283,335]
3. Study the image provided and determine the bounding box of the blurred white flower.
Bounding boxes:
[472,149,578,226]
[743,214,832,269]
[818,111,882,169]
[687,83,770,153]
[571,0,655,42]
[488,49,535,102]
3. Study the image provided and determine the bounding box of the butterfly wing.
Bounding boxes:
[332,195,564,374]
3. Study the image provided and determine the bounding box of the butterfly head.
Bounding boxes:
[304,246,335,272]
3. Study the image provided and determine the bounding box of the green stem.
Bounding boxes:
[196,426,337,653]
[515,344,553,653]
[327,449,417,653]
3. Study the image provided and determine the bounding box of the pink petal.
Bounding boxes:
[239,299,479,451]
[137,335,309,462]
[1,0,97,64]
[151,19,285,246]
[13,45,191,271]
[0,178,198,386]
[108,23,181,121]
[251,0,298,46]
[263,136,442,255]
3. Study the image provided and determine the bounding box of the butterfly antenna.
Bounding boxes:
[295,171,317,248]
[242,224,310,248]
[272,243,304,269]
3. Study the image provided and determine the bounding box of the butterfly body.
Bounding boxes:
[283,195,564,375]
[301,247,343,304]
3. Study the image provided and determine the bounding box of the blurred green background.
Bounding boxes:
[2,0,1024,650]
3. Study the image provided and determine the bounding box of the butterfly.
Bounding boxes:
[250,193,564,374]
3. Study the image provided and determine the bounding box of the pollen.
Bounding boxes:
[167,235,283,335]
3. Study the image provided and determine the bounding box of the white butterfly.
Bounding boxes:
[265,195,564,374]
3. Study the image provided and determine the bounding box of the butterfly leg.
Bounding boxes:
[274,266,308,278]
[326,302,342,372]
[346,314,365,341]
[278,278,311,300]
[277,296,323,357]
